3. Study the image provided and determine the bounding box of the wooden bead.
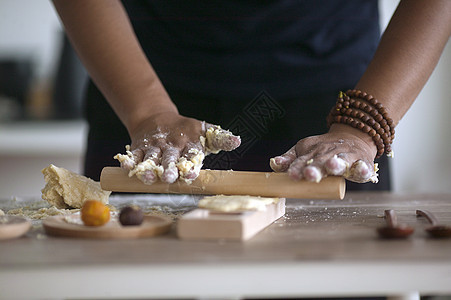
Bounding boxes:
[369,129,376,137]
[328,89,395,158]
[373,123,381,130]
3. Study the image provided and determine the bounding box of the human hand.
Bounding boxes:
[114,112,241,184]
[269,124,379,183]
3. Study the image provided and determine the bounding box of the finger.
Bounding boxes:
[177,144,205,182]
[270,146,297,172]
[136,168,158,185]
[204,123,241,153]
[160,147,181,184]
[287,156,310,180]
[114,146,144,171]
[345,160,378,183]
[129,146,162,185]
[303,165,324,183]
[131,159,163,185]
[324,154,349,176]
[143,146,161,162]
[288,154,326,183]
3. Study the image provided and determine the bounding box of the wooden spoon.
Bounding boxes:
[416,209,451,238]
[377,209,414,239]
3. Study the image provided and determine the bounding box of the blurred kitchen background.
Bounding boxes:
[0,0,450,198]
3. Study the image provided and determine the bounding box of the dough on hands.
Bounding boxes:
[41,164,111,209]
[198,195,279,212]
[114,127,239,184]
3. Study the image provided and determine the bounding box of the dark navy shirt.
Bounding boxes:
[85,1,390,190]
[122,0,380,100]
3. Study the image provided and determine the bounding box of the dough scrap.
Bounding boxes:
[41,164,111,209]
[198,195,279,212]
[176,148,205,184]
[130,158,164,183]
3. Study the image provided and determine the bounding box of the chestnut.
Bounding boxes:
[119,205,144,226]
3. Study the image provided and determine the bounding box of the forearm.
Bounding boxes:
[52,0,177,133]
[355,0,451,126]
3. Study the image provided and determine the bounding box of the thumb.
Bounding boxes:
[203,123,241,153]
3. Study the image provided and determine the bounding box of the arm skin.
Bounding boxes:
[271,0,451,183]
[52,0,240,184]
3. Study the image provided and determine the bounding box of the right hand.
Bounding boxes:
[115,111,241,184]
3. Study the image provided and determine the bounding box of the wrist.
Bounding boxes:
[327,90,395,158]
[328,123,378,158]
[126,106,179,136]
[122,83,179,135]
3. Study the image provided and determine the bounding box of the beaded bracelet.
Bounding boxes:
[327,90,395,158]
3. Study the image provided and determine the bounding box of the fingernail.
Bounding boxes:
[161,163,178,184]
[137,170,157,185]
[270,156,290,172]
[354,160,370,178]
[325,155,347,175]
[184,168,200,180]
[303,166,322,183]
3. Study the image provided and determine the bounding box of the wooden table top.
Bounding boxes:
[1,192,450,299]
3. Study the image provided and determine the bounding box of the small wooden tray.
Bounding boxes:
[43,215,172,239]
[0,216,31,240]
[177,198,286,241]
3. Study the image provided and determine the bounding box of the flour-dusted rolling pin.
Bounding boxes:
[100,167,345,199]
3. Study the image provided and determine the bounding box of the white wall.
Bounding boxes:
[392,40,451,193]
[380,0,451,193]
[0,0,450,196]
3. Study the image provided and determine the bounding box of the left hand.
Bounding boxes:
[270,124,379,183]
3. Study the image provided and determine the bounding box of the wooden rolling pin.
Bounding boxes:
[100,167,345,199]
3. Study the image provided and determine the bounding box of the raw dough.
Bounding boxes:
[176,148,205,184]
[41,164,111,209]
[0,209,4,216]
[198,195,279,212]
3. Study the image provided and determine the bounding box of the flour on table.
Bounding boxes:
[7,206,78,220]
[198,195,279,212]
[41,164,111,209]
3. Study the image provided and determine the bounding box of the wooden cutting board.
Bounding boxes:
[100,167,345,200]
[43,215,172,239]
[177,198,286,241]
